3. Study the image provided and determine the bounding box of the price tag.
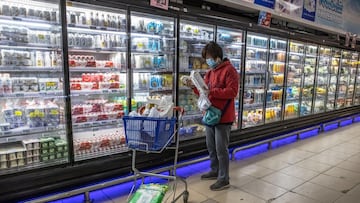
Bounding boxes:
[13,17,22,21]
[84,123,91,128]
[102,90,109,93]
[7,137,17,142]
[101,121,107,125]
[100,27,107,30]
[111,89,118,93]
[4,131,11,135]
[93,127,99,131]
[15,93,24,97]
[89,26,97,30]
[23,129,30,133]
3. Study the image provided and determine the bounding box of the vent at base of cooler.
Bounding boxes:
[340,119,353,127]
[271,135,297,149]
[323,123,339,132]
[299,128,319,139]
[233,143,268,160]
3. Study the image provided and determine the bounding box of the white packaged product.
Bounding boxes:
[18,159,25,166]
[0,161,8,169]
[198,93,211,111]
[190,70,208,94]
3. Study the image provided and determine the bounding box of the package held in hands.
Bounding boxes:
[190,70,208,94]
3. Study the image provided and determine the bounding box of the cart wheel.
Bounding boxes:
[183,191,189,203]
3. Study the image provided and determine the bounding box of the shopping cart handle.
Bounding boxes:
[173,106,185,115]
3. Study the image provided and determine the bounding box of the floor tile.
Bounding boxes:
[334,194,359,203]
[309,154,344,166]
[272,192,320,203]
[280,165,319,181]
[319,150,354,160]
[229,169,257,188]
[347,154,360,164]
[201,199,219,203]
[163,184,208,203]
[324,167,360,183]
[330,146,359,156]
[293,182,343,203]
[255,158,291,171]
[236,164,275,178]
[189,179,235,199]
[347,183,360,197]
[295,159,332,173]
[240,180,287,201]
[262,172,306,190]
[310,174,357,193]
[337,161,360,173]
[213,188,266,203]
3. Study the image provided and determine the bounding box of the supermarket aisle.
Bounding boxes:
[60,123,360,203]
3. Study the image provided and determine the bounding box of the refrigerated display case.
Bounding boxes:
[265,37,286,123]
[66,2,127,161]
[355,57,360,105]
[216,26,243,128]
[300,44,317,116]
[338,51,358,107]
[0,0,68,173]
[327,48,341,111]
[314,46,331,113]
[284,41,305,119]
[130,12,175,111]
[242,33,268,128]
[178,20,213,139]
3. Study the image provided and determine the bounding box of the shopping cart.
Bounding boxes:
[123,107,189,203]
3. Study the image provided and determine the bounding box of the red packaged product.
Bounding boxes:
[109,82,120,89]
[82,73,91,82]
[113,104,123,111]
[72,105,84,115]
[97,114,108,121]
[70,82,81,90]
[74,115,87,123]
[105,61,114,68]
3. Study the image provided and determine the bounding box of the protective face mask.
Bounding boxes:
[206,58,218,68]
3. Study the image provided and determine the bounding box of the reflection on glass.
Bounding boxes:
[242,33,268,128]
[285,41,304,119]
[217,27,243,129]
[314,46,331,113]
[265,38,286,123]
[300,44,317,116]
[178,20,214,140]
[326,48,341,111]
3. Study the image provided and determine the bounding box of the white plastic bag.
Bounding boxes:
[197,93,211,111]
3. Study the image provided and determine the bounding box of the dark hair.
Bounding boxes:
[201,41,223,60]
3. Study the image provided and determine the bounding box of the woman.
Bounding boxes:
[187,41,239,191]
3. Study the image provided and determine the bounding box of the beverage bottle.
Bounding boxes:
[117,16,122,29]
[105,14,110,27]
[94,12,99,26]
[110,15,116,28]
[99,13,105,27]
[51,51,57,67]
[79,13,86,25]
[44,52,51,67]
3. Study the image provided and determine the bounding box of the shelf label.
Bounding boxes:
[93,127,99,131]
[111,89,118,93]
[101,121,107,125]
[7,137,17,142]
[4,131,11,135]
[102,90,109,93]
[15,93,24,97]
[84,123,91,128]
[23,129,30,133]
[89,26,97,30]
[12,17,22,21]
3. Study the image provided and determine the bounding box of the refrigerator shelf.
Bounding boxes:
[0,15,60,27]
[0,125,65,139]
[180,53,202,58]
[67,24,126,35]
[132,68,172,73]
[183,114,203,120]
[246,59,267,64]
[305,54,317,57]
[132,31,174,39]
[245,85,265,88]
[246,45,268,51]
[70,89,126,96]
[69,47,126,53]
[289,52,304,56]
[73,119,123,130]
[0,91,64,99]
[0,158,68,176]
[149,87,173,93]
[69,67,122,72]
[180,35,210,43]
[243,103,263,109]
[266,101,282,107]
[75,147,128,161]
[286,97,299,102]
[245,70,266,74]
[0,66,62,73]
[270,49,286,53]
[0,44,60,51]
[131,50,173,55]
[179,69,207,73]
[217,41,243,46]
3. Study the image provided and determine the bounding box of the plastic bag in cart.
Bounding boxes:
[129,184,168,203]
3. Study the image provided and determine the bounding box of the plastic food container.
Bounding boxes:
[0,123,10,131]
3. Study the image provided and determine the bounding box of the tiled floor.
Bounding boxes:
[55,122,360,203]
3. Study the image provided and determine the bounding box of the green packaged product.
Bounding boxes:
[129,184,168,203]
[56,153,63,159]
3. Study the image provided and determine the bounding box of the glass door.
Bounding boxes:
[300,44,317,116]
[341,51,358,107]
[178,20,214,140]
[0,0,67,173]
[265,37,287,123]
[242,33,268,128]
[130,12,175,113]
[354,53,360,105]
[217,26,243,129]
[67,3,127,161]
[314,47,331,113]
[327,48,341,111]
[284,41,305,119]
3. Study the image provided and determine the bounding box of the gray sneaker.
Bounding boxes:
[200,172,218,180]
[210,180,230,191]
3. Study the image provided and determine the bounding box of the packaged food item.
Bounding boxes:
[45,102,60,127]
[18,159,25,166]
[26,105,46,128]
[129,184,168,203]
[26,157,33,164]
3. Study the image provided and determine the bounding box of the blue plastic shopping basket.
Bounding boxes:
[123,116,176,151]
